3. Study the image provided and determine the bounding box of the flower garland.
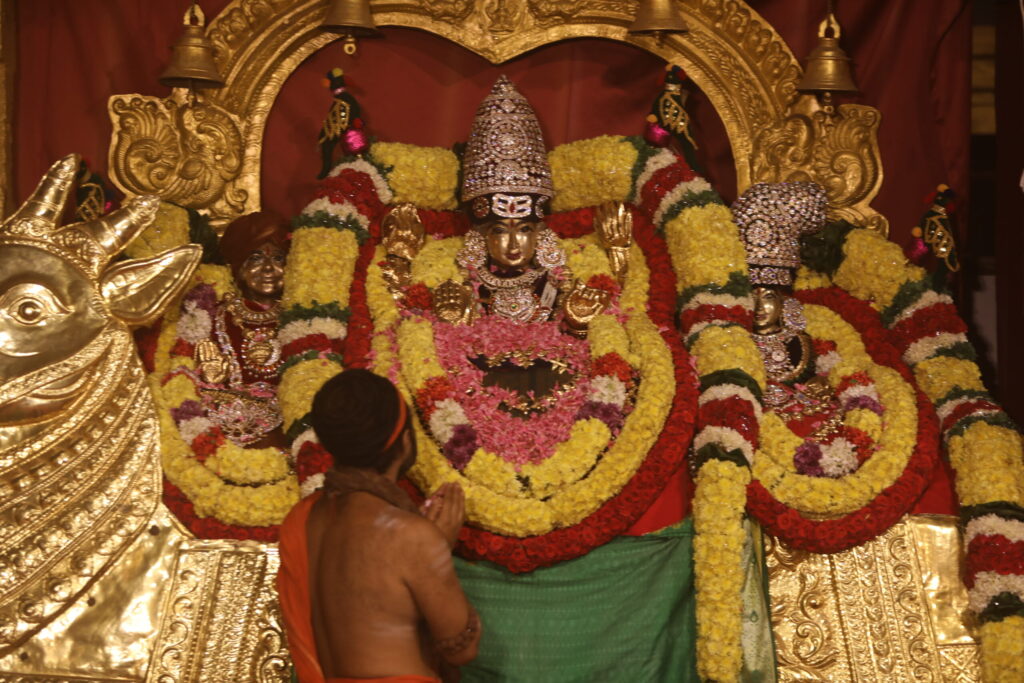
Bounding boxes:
[646,146,759,682]
[745,287,938,553]
[151,265,297,539]
[279,156,393,491]
[802,222,1024,680]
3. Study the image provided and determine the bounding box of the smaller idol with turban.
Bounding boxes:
[191,211,290,448]
[734,182,891,480]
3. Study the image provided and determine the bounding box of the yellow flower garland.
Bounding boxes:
[549,135,639,212]
[692,458,750,683]
[832,229,924,308]
[125,201,191,260]
[664,203,748,292]
[689,325,766,389]
[980,616,1024,682]
[948,421,1024,507]
[370,142,460,210]
[281,227,359,312]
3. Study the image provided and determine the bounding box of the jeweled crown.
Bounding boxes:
[733,182,828,286]
[461,76,554,221]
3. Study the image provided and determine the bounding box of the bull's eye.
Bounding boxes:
[0,284,72,327]
[17,301,42,323]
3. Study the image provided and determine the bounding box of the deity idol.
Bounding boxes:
[734,183,848,469]
[156,211,296,539]
[380,76,614,337]
[192,213,288,447]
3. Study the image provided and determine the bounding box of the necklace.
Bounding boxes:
[220,294,282,380]
[475,267,545,322]
[754,327,811,386]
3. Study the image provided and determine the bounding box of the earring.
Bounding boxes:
[457,230,487,271]
[533,226,566,270]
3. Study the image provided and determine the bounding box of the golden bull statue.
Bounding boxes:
[0,157,289,681]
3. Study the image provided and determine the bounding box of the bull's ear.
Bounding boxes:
[99,245,202,326]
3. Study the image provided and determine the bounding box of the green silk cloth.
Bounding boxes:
[454,521,699,682]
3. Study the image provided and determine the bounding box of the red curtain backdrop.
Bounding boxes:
[13,0,969,245]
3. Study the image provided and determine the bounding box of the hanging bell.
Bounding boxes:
[797,14,858,95]
[159,4,224,89]
[628,0,689,35]
[322,0,380,35]
[322,0,380,55]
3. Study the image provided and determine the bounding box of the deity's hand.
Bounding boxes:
[595,201,633,248]
[432,280,474,325]
[195,339,229,384]
[562,280,612,337]
[594,201,632,283]
[381,255,412,298]
[382,202,425,262]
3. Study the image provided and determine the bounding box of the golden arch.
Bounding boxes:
[108,0,886,234]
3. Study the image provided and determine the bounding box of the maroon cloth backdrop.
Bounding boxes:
[13,0,969,245]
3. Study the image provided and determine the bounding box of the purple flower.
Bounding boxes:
[171,399,205,423]
[184,283,218,311]
[576,401,625,434]
[793,441,825,477]
[843,394,884,415]
[444,424,478,470]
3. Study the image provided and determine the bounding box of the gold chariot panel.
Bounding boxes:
[768,514,981,682]
[107,0,887,234]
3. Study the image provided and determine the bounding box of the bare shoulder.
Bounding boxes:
[387,509,453,575]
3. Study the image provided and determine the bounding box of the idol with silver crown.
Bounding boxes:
[735,182,830,410]
[393,75,617,334]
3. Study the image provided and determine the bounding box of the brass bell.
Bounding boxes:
[628,0,688,36]
[322,0,381,55]
[798,14,858,95]
[159,4,224,89]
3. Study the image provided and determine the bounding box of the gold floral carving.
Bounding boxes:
[147,543,288,683]
[767,515,981,682]
[107,0,887,234]
[108,92,247,224]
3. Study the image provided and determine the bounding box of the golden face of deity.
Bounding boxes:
[753,286,785,335]
[483,218,540,271]
[239,244,285,304]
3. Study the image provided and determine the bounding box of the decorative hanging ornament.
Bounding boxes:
[322,0,381,55]
[797,2,859,114]
[159,3,225,90]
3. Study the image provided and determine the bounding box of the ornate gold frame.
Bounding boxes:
[107,0,887,234]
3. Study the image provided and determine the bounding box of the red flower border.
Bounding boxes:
[746,286,940,553]
[344,206,698,572]
[162,478,280,542]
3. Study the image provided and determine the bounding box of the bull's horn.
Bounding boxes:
[1,154,80,235]
[69,195,161,267]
